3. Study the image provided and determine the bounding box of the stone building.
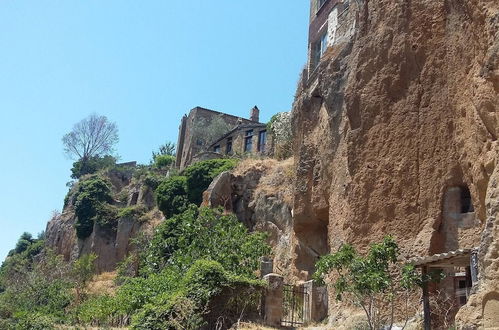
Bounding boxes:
[307,0,355,79]
[175,106,263,170]
[207,122,272,157]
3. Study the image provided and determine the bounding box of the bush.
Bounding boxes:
[143,206,270,277]
[153,155,175,169]
[72,176,115,239]
[155,176,189,218]
[182,158,238,205]
[70,155,116,179]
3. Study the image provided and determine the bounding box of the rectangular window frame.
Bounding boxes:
[244,130,254,153]
[258,130,267,153]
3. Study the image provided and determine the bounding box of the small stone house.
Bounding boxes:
[176,106,268,170]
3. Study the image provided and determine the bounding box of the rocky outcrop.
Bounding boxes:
[203,159,295,276]
[45,170,163,274]
[292,0,498,325]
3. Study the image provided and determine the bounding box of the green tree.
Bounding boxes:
[313,236,426,330]
[182,158,238,205]
[70,155,117,179]
[155,176,189,218]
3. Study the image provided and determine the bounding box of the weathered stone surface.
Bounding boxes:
[293,0,498,326]
[45,173,164,274]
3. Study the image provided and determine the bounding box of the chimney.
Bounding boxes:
[250,106,260,122]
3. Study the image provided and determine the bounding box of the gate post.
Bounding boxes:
[263,273,284,327]
[303,280,329,323]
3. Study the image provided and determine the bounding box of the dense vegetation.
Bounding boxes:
[72,176,116,239]
[0,206,269,329]
[0,138,269,329]
[155,158,238,217]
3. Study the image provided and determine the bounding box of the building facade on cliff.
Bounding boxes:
[175,106,271,170]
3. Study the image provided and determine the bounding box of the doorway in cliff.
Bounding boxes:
[293,208,329,280]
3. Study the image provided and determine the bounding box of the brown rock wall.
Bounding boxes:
[292,0,498,326]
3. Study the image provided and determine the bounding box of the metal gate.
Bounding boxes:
[281,284,310,327]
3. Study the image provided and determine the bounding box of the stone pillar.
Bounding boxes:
[260,257,273,278]
[263,274,284,327]
[303,280,329,323]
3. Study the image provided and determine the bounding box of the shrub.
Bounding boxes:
[182,158,238,205]
[70,155,116,179]
[143,206,270,277]
[72,176,115,239]
[118,205,147,219]
[153,155,175,169]
[155,176,189,218]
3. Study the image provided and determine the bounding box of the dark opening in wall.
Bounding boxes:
[130,192,139,206]
[460,187,474,213]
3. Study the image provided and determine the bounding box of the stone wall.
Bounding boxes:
[175,107,257,170]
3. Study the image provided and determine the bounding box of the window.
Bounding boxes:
[258,130,267,153]
[312,31,328,68]
[317,0,328,11]
[460,187,474,213]
[213,145,221,153]
[244,130,253,152]
[226,137,233,154]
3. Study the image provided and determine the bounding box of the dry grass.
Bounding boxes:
[253,157,295,206]
[232,158,279,177]
[86,271,117,296]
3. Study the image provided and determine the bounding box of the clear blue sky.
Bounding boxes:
[0,1,309,262]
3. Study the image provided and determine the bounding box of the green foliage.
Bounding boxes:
[313,236,424,330]
[143,206,270,276]
[14,232,34,254]
[155,176,189,218]
[153,155,175,169]
[0,249,73,328]
[70,155,117,179]
[131,292,204,330]
[182,158,238,205]
[73,206,269,328]
[118,205,148,219]
[152,141,176,160]
[72,176,115,239]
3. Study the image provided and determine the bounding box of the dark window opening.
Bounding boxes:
[460,187,474,213]
[258,130,267,152]
[459,295,467,306]
[317,0,328,11]
[226,137,232,154]
[458,280,467,289]
[214,145,221,153]
[312,31,328,69]
[244,130,253,152]
[196,138,203,146]
[130,192,139,206]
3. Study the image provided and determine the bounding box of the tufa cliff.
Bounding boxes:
[292,0,498,327]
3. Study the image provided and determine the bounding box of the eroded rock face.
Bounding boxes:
[202,159,296,276]
[45,172,163,274]
[292,0,498,326]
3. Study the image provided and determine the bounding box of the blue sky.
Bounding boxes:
[0,1,309,261]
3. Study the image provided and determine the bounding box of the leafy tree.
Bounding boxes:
[14,232,34,254]
[155,176,189,218]
[151,141,176,160]
[72,254,97,303]
[313,236,427,330]
[267,111,292,159]
[182,158,238,205]
[70,155,117,179]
